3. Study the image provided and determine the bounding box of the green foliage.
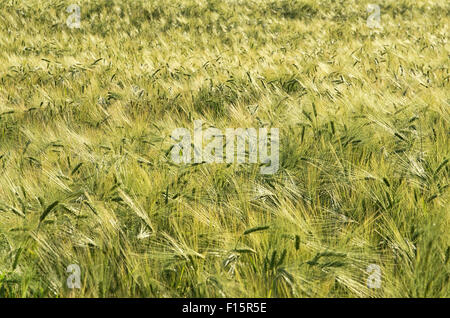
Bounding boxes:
[0,0,448,298]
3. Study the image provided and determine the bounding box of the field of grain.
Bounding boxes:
[0,0,448,297]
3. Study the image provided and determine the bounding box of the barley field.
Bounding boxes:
[0,0,448,298]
